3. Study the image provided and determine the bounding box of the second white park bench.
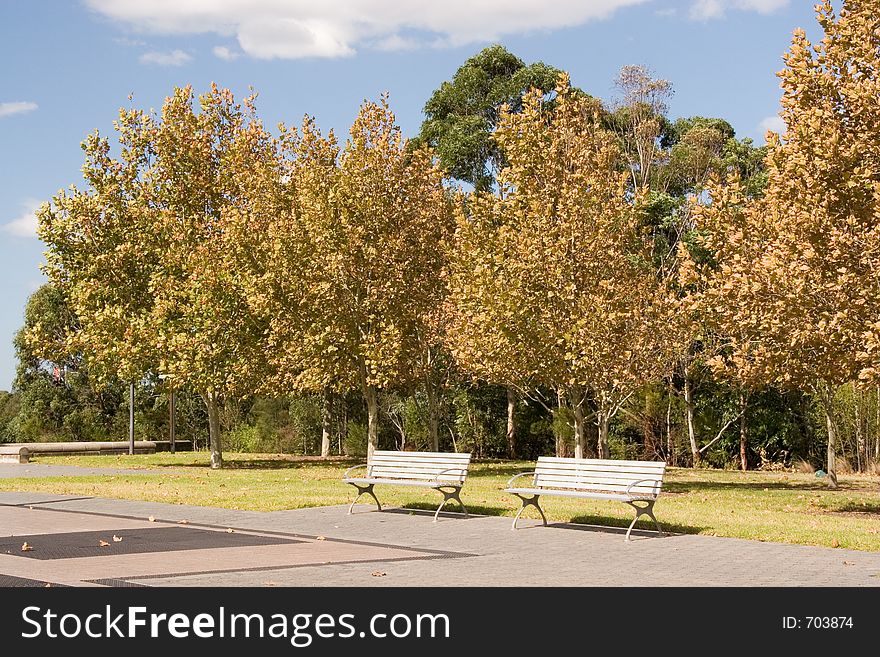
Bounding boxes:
[506,456,666,541]
[343,450,472,522]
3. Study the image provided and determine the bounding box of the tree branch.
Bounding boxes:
[698,410,745,454]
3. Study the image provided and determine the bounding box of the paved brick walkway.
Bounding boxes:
[2,488,879,587]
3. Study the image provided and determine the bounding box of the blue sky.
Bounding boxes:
[0,0,820,390]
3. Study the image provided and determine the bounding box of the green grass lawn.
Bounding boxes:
[3,452,880,551]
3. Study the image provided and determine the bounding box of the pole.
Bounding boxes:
[129,381,135,455]
[169,389,176,454]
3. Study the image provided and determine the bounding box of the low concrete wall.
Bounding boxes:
[0,441,159,463]
[0,446,29,464]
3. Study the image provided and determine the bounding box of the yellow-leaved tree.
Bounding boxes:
[449,76,679,458]
[270,98,452,461]
[40,85,279,468]
[689,0,880,487]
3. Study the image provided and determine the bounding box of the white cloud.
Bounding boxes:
[759,114,786,135]
[0,101,38,118]
[372,34,421,52]
[85,0,650,59]
[212,45,240,60]
[738,0,789,12]
[2,199,42,239]
[139,49,192,66]
[113,36,147,46]
[690,0,788,20]
[690,0,723,19]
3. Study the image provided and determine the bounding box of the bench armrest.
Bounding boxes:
[434,468,468,485]
[625,478,661,498]
[505,471,536,488]
[343,463,369,479]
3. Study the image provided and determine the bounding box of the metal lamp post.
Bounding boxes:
[129,382,135,455]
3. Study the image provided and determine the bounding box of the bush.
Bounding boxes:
[345,421,368,457]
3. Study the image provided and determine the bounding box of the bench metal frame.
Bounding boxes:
[507,465,665,541]
[343,461,470,522]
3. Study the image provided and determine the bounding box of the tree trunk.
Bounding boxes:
[321,387,332,458]
[684,368,699,466]
[570,392,586,459]
[337,395,348,456]
[506,387,516,459]
[739,392,749,471]
[875,386,880,464]
[555,390,566,457]
[597,410,610,459]
[365,384,379,462]
[426,382,440,452]
[204,391,223,470]
[875,385,880,466]
[642,391,655,459]
[666,381,674,466]
[854,389,863,473]
[818,383,839,489]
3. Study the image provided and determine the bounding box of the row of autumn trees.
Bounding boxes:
[15,1,880,485]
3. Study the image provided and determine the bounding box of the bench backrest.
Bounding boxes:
[368,451,472,484]
[533,457,666,497]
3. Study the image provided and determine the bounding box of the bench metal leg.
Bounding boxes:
[625,500,663,541]
[433,486,468,522]
[511,494,547,530]
[347,483,382,514]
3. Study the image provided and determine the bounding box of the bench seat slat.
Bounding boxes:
[535,470,663,484]
[529,484,659,496]
[367,475,466,482]
[370,463,468,474]
[536,457,666,468]
[368,473,466,483]
[533,467,665,478]
[535,463,665,477]
[533,475,661,490]
[368,463,470,472]
[346,477,462,488]
[370,456,470,462]
[371,452,470,460]
[531,478,658,490]
[507,487,656,501]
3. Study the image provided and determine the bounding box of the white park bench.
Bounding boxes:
[343,450,472,522]
[506,456,666,541]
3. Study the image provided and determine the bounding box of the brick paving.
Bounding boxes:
[2,484,879,587]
